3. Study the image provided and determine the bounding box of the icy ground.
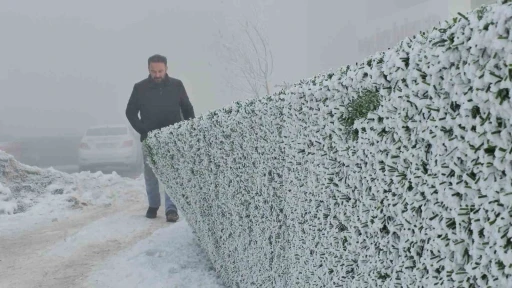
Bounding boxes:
[0,151,225,288]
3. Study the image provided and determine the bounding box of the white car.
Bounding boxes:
[78,124,143,173]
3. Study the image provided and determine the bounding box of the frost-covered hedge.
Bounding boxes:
[146,2,512,287]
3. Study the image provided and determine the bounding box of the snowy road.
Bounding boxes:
[0,201,224,288]
[0,152,225,288]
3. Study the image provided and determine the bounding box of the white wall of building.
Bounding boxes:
[356,0,448,60]
[305,0,498,75]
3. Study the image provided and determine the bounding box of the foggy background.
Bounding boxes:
[0,0,312,139]
[0,0,488,168]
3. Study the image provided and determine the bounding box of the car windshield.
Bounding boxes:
[86,127,128,136]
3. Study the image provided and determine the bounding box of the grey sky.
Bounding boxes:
[0,0,469,139]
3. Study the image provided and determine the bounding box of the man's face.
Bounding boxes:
[148,62,167,82]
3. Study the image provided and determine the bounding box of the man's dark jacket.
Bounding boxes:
[126,74,195,141]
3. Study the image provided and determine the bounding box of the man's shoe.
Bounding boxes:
[166,210,179,222]
[146,207,159,219]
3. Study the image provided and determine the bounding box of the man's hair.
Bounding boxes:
[148,54,167,66]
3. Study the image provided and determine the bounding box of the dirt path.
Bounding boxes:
[0,203,171,288]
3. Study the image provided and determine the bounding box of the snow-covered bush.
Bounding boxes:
[146,1,512,287]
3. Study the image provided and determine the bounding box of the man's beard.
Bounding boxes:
[152,76,163,82]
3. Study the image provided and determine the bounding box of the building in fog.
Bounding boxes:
[306,0,499,73]
[356,0,497,60]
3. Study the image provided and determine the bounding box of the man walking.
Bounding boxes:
[126,54,195,222]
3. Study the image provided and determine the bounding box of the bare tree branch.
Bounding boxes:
[214,15,274,98]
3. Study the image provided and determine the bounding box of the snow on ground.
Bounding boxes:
[0,181,17,215]
[0,151,225,287]
[86,220,225,288]
[0,150,146,235]
[44,211,156,258]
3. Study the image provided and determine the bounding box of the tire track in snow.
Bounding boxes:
[0,203,170,288]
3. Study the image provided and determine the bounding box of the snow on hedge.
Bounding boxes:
[145,2,512,287]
